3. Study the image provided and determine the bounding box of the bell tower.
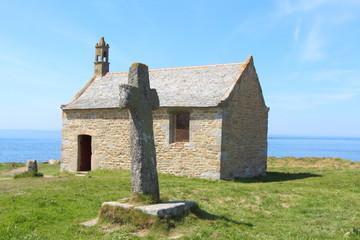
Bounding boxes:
[94,37,110,76]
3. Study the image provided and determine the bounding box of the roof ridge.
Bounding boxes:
[107,71,127,75]
[149,62,245,72]
[107,62,245,75]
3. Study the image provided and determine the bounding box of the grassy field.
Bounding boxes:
[0,157,359,239]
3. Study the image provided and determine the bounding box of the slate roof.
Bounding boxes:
[62,60,248,110]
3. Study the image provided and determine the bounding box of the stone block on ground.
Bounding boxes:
[101,202,133,209]
[135,201,196,218]
[101,201,196,218]
[80,218,99,227]
[48,159,60,165]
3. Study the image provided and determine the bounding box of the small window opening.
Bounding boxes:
[173,112,190,142]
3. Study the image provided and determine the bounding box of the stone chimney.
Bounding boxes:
[94,37,110,76]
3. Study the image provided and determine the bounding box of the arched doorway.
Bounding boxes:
[78,134,92,171]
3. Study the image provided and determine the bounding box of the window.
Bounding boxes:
[172,112,190,142]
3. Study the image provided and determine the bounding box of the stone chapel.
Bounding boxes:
[60,37,269,180]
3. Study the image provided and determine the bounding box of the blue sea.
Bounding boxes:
[268,135,360,162]
[0,130,359,163]
[0,130,61,163]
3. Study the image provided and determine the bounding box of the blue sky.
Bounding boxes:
[0,0,359,137]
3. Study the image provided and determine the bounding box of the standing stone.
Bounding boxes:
[119,63,160,203]
[26,160,38,172]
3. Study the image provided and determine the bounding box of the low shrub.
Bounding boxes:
[14,171,44,179]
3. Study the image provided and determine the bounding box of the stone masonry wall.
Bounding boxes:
[154,108,222,179]
[61,109,131,172]
[220,57,269,179]
[61,107,222,179]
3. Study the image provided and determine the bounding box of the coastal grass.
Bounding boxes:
[0,161,60,178]
[0,157,359,239]
[99,205,158,229]
[40,162,61,176]
[13,170,44,179]
[0,162,25,178]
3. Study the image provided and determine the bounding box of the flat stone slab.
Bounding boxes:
[80,218,98,227]
[101,202,133,209]
[102,201,196,218]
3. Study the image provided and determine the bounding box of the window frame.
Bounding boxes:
[170,111,191,143]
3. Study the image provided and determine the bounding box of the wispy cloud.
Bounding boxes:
[267,92,356,110]
[0,55,33,69]
[313,93,356,104]
[301,21,325,61]
[48,25,96,47]
[267,68,360,110]
[293,22,301,42]
[276,0,360,63]
[275,1,329,62]
[310,69,360,84]
[276,0,331,15]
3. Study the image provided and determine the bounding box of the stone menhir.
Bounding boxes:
[26,160,38,172]
[119,63,160,203]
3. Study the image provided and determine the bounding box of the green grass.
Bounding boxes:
[0,162,25,178]
[99,205,158,229]
[0,157,359,239]
[39,162,61,176]
[0,162,24,171]
[0,162,60,178]
[13,171,44,179]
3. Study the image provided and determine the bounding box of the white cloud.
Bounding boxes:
[302,21,325,61]
[293,22,301,42]
[275,0,360,62]
[274,1,331,62]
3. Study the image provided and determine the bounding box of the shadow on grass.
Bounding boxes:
[234,171,321,183]
[192,206,253,227]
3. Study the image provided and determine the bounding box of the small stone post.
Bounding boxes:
[26,160,38,172]
[119,63,160,203]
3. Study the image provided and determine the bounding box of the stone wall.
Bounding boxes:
[220,57,269,179]
[61,107,223,179]
[61,109,131,172]
[154,108,222,179]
